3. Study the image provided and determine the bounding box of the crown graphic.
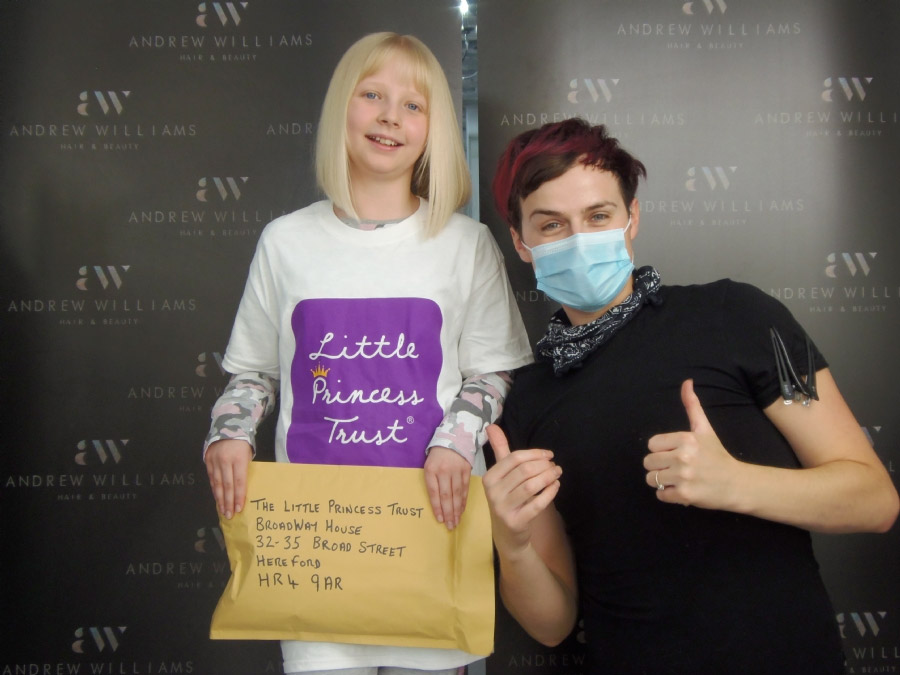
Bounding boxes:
[310,363,330,378]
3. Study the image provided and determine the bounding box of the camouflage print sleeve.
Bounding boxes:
[203,372,279,458]
[427,371,513,467]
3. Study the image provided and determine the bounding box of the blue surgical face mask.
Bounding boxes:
[524,219,634,312]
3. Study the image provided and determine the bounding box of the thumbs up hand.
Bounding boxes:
[483,425,562,555]
[644,379,740,509]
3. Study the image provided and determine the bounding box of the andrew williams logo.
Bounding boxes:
[77,91,131,117]
[196,2,249,27]
[685,166,737,191]
[568,78,619,104]
[682,0,727,14]
[75,440,129,466]
[76,265,130,291]
[837,612,886,638]
[195,526,226,553]
[822,77,873,103]
[196,176,248,202]
[71,626,127,654]
[825,252,876,279]
[195,351,227,377]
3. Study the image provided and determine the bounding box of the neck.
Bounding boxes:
[562,276,635,326]
[347,171,419,222]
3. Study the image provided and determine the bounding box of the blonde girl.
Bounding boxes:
[204,32,532,674]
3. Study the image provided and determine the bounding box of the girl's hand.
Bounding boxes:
[205,439,252,519]
[424,446,472,530]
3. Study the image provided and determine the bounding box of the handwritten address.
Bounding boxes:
[247,496,426,592]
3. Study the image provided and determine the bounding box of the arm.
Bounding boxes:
[644,375,899,533]
[483,425,577,647]
[424,371,512,530]
[204,371,278,519]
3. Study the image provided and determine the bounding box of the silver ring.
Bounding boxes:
[654,471,665,491]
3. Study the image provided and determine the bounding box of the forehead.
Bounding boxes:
[523,163,624,212]
[358,49,428,96]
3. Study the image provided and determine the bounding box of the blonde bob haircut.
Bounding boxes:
[315,32,471,238]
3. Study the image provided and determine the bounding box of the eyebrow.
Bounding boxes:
[357,77,424,95]
[527,200,618,221]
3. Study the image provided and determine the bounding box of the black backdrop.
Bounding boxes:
[2,1,898,674]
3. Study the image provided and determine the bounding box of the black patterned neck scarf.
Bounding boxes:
[535,266,662,376]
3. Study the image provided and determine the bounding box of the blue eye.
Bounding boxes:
[364,92,378,100]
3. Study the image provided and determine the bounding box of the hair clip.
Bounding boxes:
[770,327,795,405]
[770,327,819,406]
[804,334,818,402]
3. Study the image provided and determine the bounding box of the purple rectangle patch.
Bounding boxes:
[288,297,444,468]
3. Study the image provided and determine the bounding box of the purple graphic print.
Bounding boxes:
[288,297,444,468]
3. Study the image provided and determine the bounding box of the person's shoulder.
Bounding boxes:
[660,279,792,331]
[708,278,779,310]
[440,209,491,237]
[259,200,330,242]
[432,211,501,258]
[662,278,769,304]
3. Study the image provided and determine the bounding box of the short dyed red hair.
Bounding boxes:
[492,118,647,232]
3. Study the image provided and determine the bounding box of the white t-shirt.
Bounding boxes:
[222,198,533,671]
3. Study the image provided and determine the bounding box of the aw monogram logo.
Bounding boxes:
[76,265,130,291]
[837,612,887,639]
[682,0,727,15]
[77,91,130,117]
[196,2,249,27]
[825,252,877,279]
[75,439,130,466]
[822,77,873,103]
[685,166,737,191]
[71,626,127,654]
[195,525,226,553]
[195,351,227,377]
[568,78,619,104]
[196,176,249,202]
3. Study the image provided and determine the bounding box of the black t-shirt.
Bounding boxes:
[502,280,844,674]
